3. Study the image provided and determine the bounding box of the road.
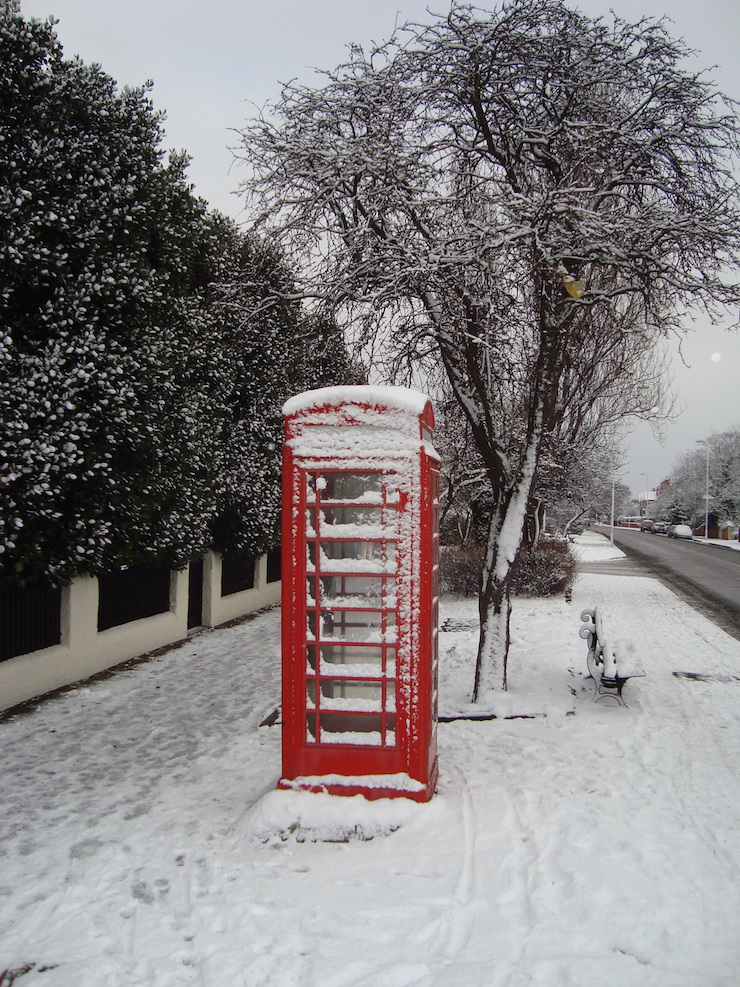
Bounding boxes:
[593,525,740,639]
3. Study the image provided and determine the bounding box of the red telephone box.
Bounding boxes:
[279,386,439,802]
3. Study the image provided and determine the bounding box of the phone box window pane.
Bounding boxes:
[386,648,397,676]
[320,644,384,668]
[320,679,384,706]
[319,712,389,745]
[322,473,382,501]
[319,543,397,573]
[316,609,395,642]
[321,505,385,528]
[316,575,395,606]
[320,541,386,561]
[318,680,395,711]
[306,714,396,746]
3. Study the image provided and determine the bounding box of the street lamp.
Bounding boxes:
[640,473,648,517]
[697,440,711,539]
[611,478,616,544]
[610,475,625,545]
[704,445,711,539]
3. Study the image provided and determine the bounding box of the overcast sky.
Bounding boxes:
[19,0,740,496]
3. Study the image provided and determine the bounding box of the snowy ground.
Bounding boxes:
[1,532,739,986]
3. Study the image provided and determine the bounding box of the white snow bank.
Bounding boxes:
[694,536,740,551]
[245,787,426,843]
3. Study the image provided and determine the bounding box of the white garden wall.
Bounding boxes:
[204,552,281,627]
[0,552,280,714]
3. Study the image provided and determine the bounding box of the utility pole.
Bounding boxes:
[705,445,711,539]
[610,479,616,545]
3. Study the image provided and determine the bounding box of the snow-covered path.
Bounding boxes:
[1,533,739,986]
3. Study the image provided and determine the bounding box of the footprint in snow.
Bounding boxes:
[69,838,102,859]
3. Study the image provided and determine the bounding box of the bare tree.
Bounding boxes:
[236,0,740,698]
[671,428,740,529]
[537,440,624,536]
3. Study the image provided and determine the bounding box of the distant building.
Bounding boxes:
[636,489,656,516]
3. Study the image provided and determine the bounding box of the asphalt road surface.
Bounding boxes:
[594,525,740,639]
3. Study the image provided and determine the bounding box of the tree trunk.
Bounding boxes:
[472,502,516,699]
[562,509,586,538]
[473,560,512,698]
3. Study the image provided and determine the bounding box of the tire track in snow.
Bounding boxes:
[484,772,548,978]
[402,761,479,979]
[433,744,542,980]
[441,765,477,962]
[428,727,551,985]
[642,669,739,874]
[623,588,740,872]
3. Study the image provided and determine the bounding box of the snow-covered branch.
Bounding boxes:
[235,0,740,694]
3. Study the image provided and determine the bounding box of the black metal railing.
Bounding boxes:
[0,581,62,662]
[97,566,171,632]
[221,553,256,597]
[267,545,281,584]
[187,557,204,629]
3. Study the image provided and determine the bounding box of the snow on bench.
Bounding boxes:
[579,606,645,706]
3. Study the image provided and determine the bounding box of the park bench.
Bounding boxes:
[579,607,645,706]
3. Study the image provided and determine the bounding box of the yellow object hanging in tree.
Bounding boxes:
[562,276,584,299]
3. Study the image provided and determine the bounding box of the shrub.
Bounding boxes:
[440,543,483,596]
[0,15,360,587]
[440,539,576,600]
[510,540,576,600]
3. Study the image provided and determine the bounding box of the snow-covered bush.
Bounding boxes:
[0,15,221,585]
[510,541,576,600]
[440,543,483,597]
[0,14,358,586]
[441,540,575,600]
[205,226,365,561]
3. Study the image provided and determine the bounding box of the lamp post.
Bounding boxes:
[704,445,710,539]
[696,440,711,539]
[640,473,648,517]
[610,478,616,545]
